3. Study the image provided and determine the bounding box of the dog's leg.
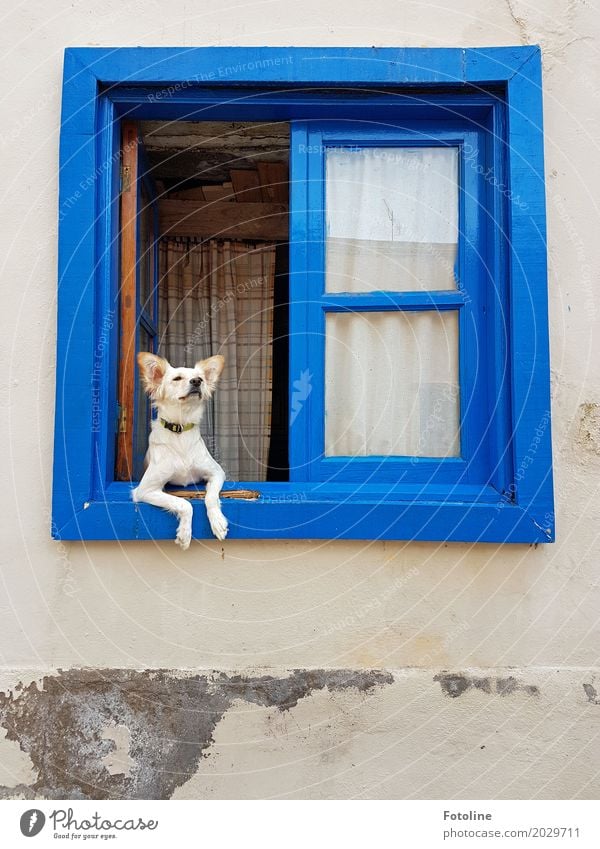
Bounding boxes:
[133,474,194,550]
[204,463,228,541]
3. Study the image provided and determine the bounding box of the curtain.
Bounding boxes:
[158,238,276,481]
[324,146,460,457]
[325,146,458,293]
[325,310,460,457]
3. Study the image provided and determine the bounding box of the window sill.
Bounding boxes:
[53,481,553,543]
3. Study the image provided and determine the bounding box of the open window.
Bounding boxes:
[117,119,492,491]
[116,119,290,485]
[53,47,554,542]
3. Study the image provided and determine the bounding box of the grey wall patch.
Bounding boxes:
[434,673,540,699]
[583,683,600,704]
[0,668,392,800]
[577,403,600,456]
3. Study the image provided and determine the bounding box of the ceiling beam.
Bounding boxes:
[159,199,289,241]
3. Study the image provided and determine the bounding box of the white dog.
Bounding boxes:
[132,351,228,549]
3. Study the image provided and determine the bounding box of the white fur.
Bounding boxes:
[132,352,228,549]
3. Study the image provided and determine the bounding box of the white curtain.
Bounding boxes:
[325,310,460,458]
[158,238,276,481]
[324,147,460,457]
[325,146,458,293]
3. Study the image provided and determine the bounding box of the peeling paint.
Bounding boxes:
[583,683,600,704]
[0,727,37,788]
[101,723,135,777]
[577,403,600,457]
[434,673,540,699]
[0,668,392,800]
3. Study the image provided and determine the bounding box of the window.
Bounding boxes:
[114,119,290,484]
[54,46,554,543]
[294,123,490,488]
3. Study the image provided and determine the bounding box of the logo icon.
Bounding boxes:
[19,810,45,837]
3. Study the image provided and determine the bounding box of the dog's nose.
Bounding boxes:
[189,377,202,387]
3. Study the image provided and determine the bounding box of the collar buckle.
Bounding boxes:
[160,418,193,434]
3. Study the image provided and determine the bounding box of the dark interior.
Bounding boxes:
[140,120,290,481]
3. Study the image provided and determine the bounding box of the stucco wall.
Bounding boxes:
[1,0,599,799]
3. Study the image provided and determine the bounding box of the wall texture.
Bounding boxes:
[1,0,599,799]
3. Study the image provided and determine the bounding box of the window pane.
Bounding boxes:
[139,182,155,319]
[325,147,458,293]
[325,310,460,457]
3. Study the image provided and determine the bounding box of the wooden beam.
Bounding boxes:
[256,161,288,203]
[169,187,207,201]
[201,182,234,202]
[170,184,235,202]
[116,121,139,482]
[159,199,288,240]
[230,169,263,203]
[141,120,290,151]
[169,489,260,500]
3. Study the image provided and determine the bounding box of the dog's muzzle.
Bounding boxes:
[185,377,203,398]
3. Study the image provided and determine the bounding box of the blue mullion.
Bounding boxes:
[288,121,313,482]
[455,130,491,484]
[320,292,466,312]
[318,456,469,484]
[319,125,469,148]
[304,124,328,481]
[485,101,513,498]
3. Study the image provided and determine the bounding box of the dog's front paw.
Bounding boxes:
[208,508,228,541]
[175,522,192,550]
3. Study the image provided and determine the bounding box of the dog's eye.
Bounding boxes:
[172,376,183,382]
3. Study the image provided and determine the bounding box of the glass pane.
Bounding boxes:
[325,147,458,293]
[325,310,460,457]
[133,326,152,480]
[139,182,155,319]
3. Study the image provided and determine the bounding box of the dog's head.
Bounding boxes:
[137,352,225,412]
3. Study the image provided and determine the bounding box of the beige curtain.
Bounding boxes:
[324,146,460,457]
[158,238,276,481]
[325,310,460,457]
[325,146,459,293]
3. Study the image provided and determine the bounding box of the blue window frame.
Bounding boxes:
[291,121,491,487]
[53,46,554,543]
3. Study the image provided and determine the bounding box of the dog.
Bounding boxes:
[132,351,228,549]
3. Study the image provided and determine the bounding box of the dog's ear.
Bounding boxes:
[195,354,225,393]
[137,352,169,395]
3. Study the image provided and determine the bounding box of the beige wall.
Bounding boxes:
[1,0,599,799]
